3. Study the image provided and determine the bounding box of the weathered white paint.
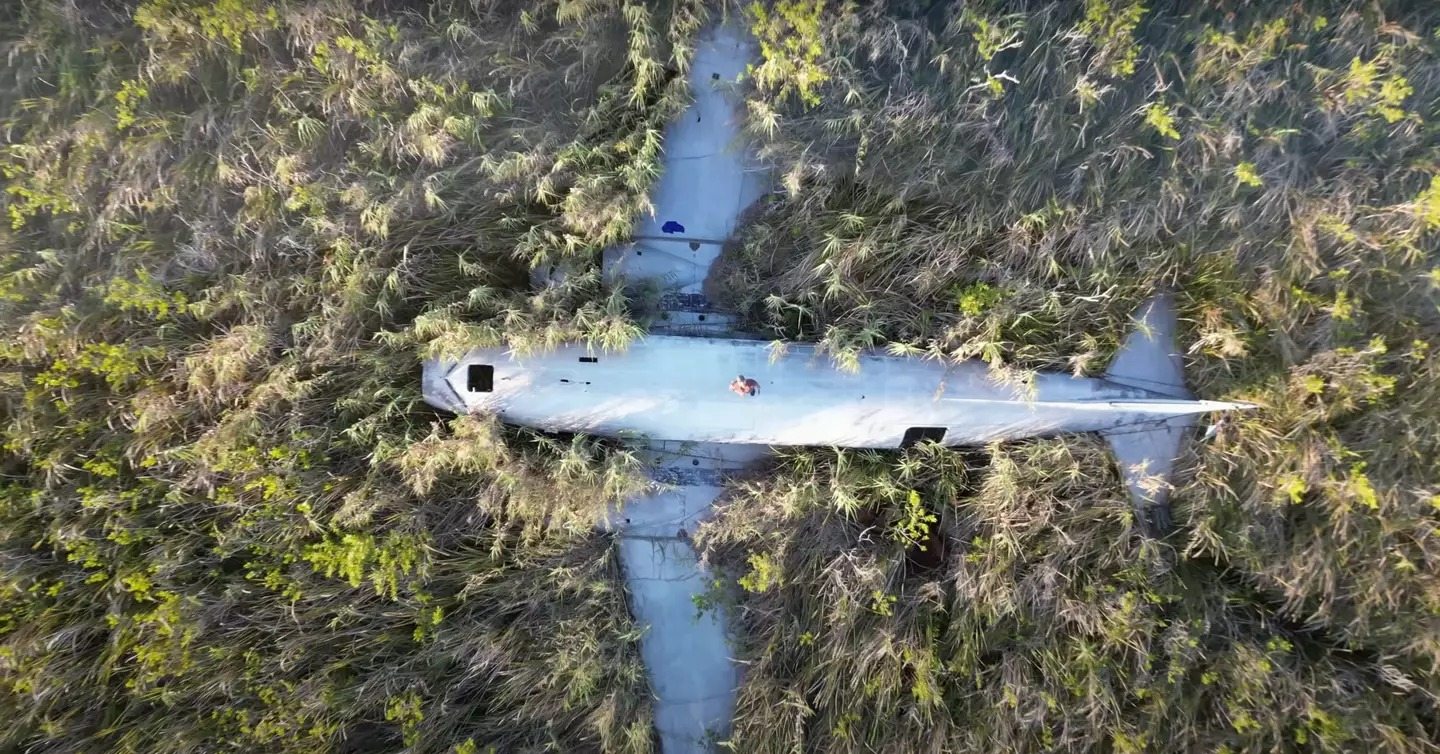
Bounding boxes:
[601,22,769,298]
[426,335,1245,447]
[599,442,767,752]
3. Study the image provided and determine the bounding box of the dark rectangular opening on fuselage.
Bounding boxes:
[467,364,494,392]
[901,427,947,448]
[578,356,598,363]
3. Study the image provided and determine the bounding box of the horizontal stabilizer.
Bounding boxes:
[1103,417,1193,534]
[1106,293,1190,398]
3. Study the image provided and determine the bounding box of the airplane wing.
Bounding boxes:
[599,26,771,751]
[602,24,769,336]
[601,442,767,750]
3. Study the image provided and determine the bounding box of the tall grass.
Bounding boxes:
[700,1,1440,750]
[5,1,1438,751]
[701,440,1438,752]
[0,0,702,750]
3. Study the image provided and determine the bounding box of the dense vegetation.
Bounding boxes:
[0,0,688,751]
[701,0,1440,751]
[2,1,1438,753]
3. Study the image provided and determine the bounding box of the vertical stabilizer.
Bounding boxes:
[1105,293,1190,398]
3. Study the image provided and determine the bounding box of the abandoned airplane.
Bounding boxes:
[421,22,1251,754]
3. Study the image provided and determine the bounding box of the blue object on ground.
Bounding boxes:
[661,220,686,234]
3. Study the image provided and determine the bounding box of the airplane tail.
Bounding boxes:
[1102,294,1194,534]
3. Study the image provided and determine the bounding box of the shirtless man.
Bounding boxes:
[729,374,760,397]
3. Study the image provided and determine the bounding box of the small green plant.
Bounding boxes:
[3,176,80,230]
[384,690,424,747]
[135,0,281,52]
[103,271,190,320]
[453,739,481,754]
[738,552,781,593]
[301,531,428,599]
[1078,0,1147,77]
[114,79,149,129]
[869,589,897,616]
[748,0,830,107]
[1339,56,1413,122]
[1414,175,1440,229]
[1346,462,1380,510]
[965,12,1024,63]
[890,489,938,549]
[1234,161,1263,188]
[1145,101,1180,139]
[954,282,1004,317]
[691,578,725,617]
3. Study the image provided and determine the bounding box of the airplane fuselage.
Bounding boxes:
[423,335,1238,448]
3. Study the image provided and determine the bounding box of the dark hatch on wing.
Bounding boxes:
[901,427,946,448]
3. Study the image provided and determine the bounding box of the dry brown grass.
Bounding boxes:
[700,1,1440,751]
[0,1,708,751]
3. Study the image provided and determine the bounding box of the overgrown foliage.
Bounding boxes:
[701,0,1440,751]
[5,0,1440,751]
[0,0,711,750]
[702,441,1439,751]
